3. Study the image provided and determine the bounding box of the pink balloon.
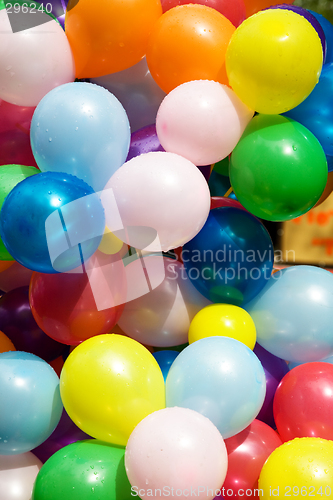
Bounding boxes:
[125,407,228,500]
[156,81,254,166]
[0,99,35,134]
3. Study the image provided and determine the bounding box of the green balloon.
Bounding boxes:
[0,164,40,260]
[213,156,229,177]
[32,440,132,500]
[229,114,328,221]
[0,0,5,11]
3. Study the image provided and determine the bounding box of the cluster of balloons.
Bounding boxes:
[1,0,333,499]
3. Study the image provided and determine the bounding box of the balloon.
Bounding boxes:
[0,261,33,292]
[92,58,166,133]
[273,362,333,441]
[102,152,211,252]
[0,261,13,272]
[0,171,105,273]
[65,0,162,78]
[0,452,42,500]
[152,350,179,381]
[243,0,293,17]
[32,440,132,500]
[0,286,67,361]
[288,353,333,370]
[247,266,333,363]
[0,330,15,353]
[0,9,74,106]
[314,171,333,206]
[253,344,289,428]
[125,407,228,500]
[127,123,164,161]
[166,336,266,438]
[29,251,127,345]
[161,0,245,27]
[222,420,282,500]
[146,5,236,94]
[226,9,323,114]
[182,207,274,306]
[118,257,211,347]
[188,304,256,350]
[310,11,333,64]
[210,197,245,211]
[213,156,229,176]
[258,437,333,499]
[0,99,35,135]
[0,164,40,260]
[30,82,130,192]
[230,115,328,221]
[156,81,253,166]
[0,351,63,454]
[0,129,38,168]
[60,334,165,446]
[208,171,232,198]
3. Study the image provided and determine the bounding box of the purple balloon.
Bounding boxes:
[254,343,289,428]
[269,4,326,61]
[126,124,165,161]
[0,286,67,362]
[32,409,91,463]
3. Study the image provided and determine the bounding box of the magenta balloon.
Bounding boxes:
[0,99,35,134]
[0,129,38,167]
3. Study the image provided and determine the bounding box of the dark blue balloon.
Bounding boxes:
[310,10,333,64]
[284,63,333,170]
[153,350,179,381]
[0,172,105,274]
[183,207,274,306]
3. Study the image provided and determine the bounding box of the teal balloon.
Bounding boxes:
[30,82,131,191]
[0,351,62,455]
[166,336,266,438]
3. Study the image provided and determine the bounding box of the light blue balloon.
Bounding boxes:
[165,337,266,438]
[0,351,63,455]
[30,82,131,192]
[289,354,333,370]
[246,266,333,364]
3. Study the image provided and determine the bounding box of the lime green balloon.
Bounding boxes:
[229,114,328,221]
[0,164,40,260]
[0,0,5,11]
[32,440,132,500]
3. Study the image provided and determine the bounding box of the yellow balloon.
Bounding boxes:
[226,9,323,114]
[60,334,165,446]
[188,304,256,349]
[258,437,333,499]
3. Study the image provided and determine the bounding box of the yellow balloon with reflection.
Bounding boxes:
[226,9,323,114]
[258,437,333,499]
[188,303,256,349]
[60,334,165,446]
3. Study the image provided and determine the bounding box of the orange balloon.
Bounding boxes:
[314,171,333,208]
[0,330,16,353]
[146,4,235,93]
[243,0,293,18]
[0,261,14,272]
[65,0,163,78]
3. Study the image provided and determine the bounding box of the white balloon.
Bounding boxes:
[0,452,42,500]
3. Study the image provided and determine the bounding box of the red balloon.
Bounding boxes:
[274,362,333,442]
[210,196,246,210]
[160,0,246,27]
[222,419,282,499]
[0,98,35,135]
[0,261,33,293]
[0,129,38,167]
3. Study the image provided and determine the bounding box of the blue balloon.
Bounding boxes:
[284,63,333,170]
[30,82,131,192]
[0,171,105,273]
[309,11,333,64]
[153,350,179,381]
[182,207,274,307]
[166,337,266,438]
[0,351,63,455]
[246,266,333,363]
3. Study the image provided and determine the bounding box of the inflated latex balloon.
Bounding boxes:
[288,353,333,370]
[208,171,232,198]
[146,4,236,94]
[156,81,253,166]
[118,257,210,347]
[125,407,228,500]
[226,9,323,114]
[246,266,333,363]
[166,336,266,438]
[0,129,38,167]
[0,164,40,260]
[65,0,162,78]
[258,438,333,499]
[0,9,74,106]
[222,420,282,499]
[60,334,165,446]
[0,286,67,361]
[30,82,130,192]
[243,0,293,17]
[0,171,105,273]
[29,251,127,345]
[163,0,245,26]
[310,10,333,64]
[230,115,328,221]
[102,152,211,252]
[0,99,35,134]
[210,197,245,210]
[188,303,256,350]
[0,261,33,292]
[274,362,333,441]
[0,351,63,454]
[0,330,15,353]
[314,171,333,205]
[0,452,42,500]
[32,440,131,500]
[92,59,166,133]
[183,207,274,306]
[152,350,179,381]
[127,124,164,161]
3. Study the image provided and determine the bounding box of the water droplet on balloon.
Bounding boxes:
[5,65,12,71]
[49,138,52,142]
